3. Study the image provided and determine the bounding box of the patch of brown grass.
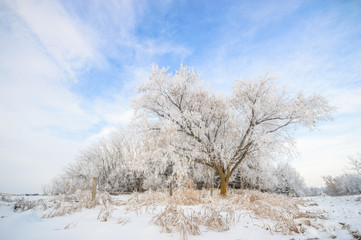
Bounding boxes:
[172,188,211,205]
[150,201,240,239]
[199,205,232,232]
[134,189,323,236]
[151,204,201,240]
[125,188,213,214]
[226,190,322,234]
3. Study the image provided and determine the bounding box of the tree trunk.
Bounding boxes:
[92,177,97,204]
[220,175,227,196]
[169,182,173,197]
[134,179,137,192]
[238,172,241,189]
[257,159,260,190]
[206,171,209,190]
[210,170,213,196]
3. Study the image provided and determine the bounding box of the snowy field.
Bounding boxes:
[0,191,360,240]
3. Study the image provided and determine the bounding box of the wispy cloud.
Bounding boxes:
[7,0,100,79]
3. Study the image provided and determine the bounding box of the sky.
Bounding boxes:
[0,0,360,193]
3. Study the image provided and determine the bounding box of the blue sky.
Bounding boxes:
[1,0,360,193]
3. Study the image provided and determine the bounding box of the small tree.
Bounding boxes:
[51,128,142,194]
[274,162,307,197]
[133,65,333,196]
[348,153,361,176]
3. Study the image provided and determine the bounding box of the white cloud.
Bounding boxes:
[8,0,100,79]
[326,87,361,115]
[103,110,134,126]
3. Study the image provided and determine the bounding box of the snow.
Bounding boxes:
[0,194,360,240]
[301,195,361,239]
[0,199,165,240]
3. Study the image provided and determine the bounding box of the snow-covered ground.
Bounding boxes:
[0,193,360,240]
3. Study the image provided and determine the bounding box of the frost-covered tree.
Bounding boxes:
[322,153,361,196]
[274,162,307,196]
[307,187,325,196]
[133,65,333,196]
[348,153,361,176]
[132,119,205,193]
[50,128,142,194]
[323,174,361,196]
[228,154,278,192]
[229,159,308,196]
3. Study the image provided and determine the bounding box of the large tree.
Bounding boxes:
[133,65,333,196]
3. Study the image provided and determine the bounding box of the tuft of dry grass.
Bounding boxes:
[1,195,13,203]
[64,220,78,230]
[97,204,112,222]
[227,190,313,234]
[151,204,201,240]
[150,202,239,239]
[352,231,361,240]
[13,198,39,212]
[117,216,130,225]
[199,205,231,232]
[97,195,114,222]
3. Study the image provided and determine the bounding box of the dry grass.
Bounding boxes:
[1,195,13,203]
[64,220,78,230]
[172,188,212,205]
[151,204,201,240]
[128,188,324,237]
[352,232,361,240]
[97,205,112,222]
[13,198,42,212]
[43,190,113,218]
[6,191,118,221]
[126,188,212,213]
[97,195,114,222]
[150,202,241,239]
[6,188,328,238]
[117,216,130,225]
[199,205,233,231]
[227,190,317,234]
